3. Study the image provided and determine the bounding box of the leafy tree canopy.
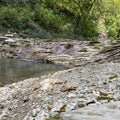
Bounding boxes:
[0,0,120,40]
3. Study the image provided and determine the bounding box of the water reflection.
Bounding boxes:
[0,59,66,86]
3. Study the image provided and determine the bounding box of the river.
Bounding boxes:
[0,58,66,86]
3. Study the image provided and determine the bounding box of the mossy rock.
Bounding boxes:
[45,114,61,120]
[97,96,113,101]
[109,74,118,80]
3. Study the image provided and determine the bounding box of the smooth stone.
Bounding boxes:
[51,100,66,112]
[67,93,76,98]
[31,109,37,117]
[5,38,15,42]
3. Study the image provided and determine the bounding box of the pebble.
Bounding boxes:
[51,100,66,112]
[66,103,77,112]
[0,104,4,109]
[31,109,37,117]
[67,93,76,98]
[36,110,50,120]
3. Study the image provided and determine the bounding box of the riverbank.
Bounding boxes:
[0,62,120,120]
[0,36,120,120]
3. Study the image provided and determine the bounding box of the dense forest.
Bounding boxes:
[0,0,120,40]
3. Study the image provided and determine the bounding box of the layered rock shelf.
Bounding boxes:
[0,37,105,67]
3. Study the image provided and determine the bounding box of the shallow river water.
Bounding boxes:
[0,58,66,86]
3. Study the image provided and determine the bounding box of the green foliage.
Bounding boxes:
[0,7,19,28]
[23,27,52,38]
[0,0,119,40]
[54,0,103,40]
[34,4,62,31]
[102,0,120,39]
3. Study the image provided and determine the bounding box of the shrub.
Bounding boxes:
[0,7,19,28]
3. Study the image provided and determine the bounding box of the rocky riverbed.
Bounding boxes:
[0,36,108,67]
[0,35,120,120]
[0,63,120,120]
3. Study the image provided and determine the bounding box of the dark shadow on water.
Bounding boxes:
[0,58,66,86]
